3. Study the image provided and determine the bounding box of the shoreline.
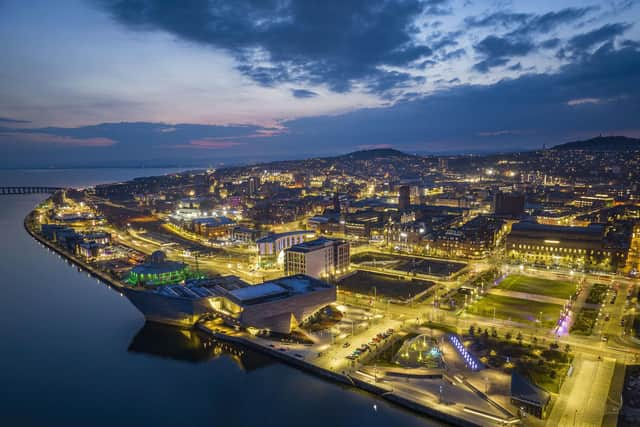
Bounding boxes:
[24,210,481,427]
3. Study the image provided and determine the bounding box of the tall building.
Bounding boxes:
[248,177,256,197]
[284,237,350,278]
[398,185,410,212]
[493,191,525,217]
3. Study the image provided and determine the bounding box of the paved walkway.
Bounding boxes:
[546,354,616,426]
[487,288,567,306]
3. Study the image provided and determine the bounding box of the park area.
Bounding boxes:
[466,329,573,393]
[337,270,434,301]
[467,294,562,327]
[351,251,466,277]
[495,274,577,299]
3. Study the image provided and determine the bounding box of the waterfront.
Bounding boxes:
[0,169,439,427]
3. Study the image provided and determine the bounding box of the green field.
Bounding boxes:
[496,274,577,299]
[586,283,609,305]
[570,308,598,335]
[468,294,562,327]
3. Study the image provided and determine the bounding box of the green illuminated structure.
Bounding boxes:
[126,251,199,286]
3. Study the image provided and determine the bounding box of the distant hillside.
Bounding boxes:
[552,136,640,151]
[335,148,416,160]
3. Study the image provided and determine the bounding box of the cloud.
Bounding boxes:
[277,43,640,153]
[0,116,31,124]
[1,40,639,165]
[567,98,601,106]
[473,35,534,72]
[291,89,318,99]
[564,23,632,55]
[97,0,436,94]
[465,7,595,36]
[181,138,246,149]
[0,132,116,146]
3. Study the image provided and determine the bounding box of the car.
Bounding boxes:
[601,335,609,342]
[342,342,351,348]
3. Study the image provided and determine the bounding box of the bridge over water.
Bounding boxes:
[0,186,64,195]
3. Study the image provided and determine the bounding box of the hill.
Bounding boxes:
[334,148,416,160]
[552,135,640,151]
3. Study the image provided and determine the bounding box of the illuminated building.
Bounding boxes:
[123,274,336,333]
[256,231,309,265]
[126,251,194,286]
[284,237,350,278]
[506,221,628,271]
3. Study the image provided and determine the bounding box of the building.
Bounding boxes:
[506,221,628,271]
[218,275,336,333]
[192,216,236,239]
[428,215,506,259]
[510,372,550,419]
[256,231,310,265]
[493,191,525,217]
[398,185,411,211]
[122,274,336,333]
[284,237,350,278]
[127,251,194,286]
[231,226,262,243]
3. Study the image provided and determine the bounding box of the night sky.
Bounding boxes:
[1,0,639,167]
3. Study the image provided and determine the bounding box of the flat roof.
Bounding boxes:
[255,230,308,244]
[131,260,187,275]
[228,282,288,302]
[287,237,346,253]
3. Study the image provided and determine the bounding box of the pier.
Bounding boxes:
[1,186,64,195]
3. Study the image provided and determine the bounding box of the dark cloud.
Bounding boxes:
[465,11,530,29]
[291,89,318,99]
[513,7,595,36]
[97,0,438,94]
[508,62,522,71]
[0,116,30,124]
[565,22,632,55]
[473,35,534,72]
[277,44,640,154]
[540,38,561,50]
[439,48,466,61]
[466,7,595,36]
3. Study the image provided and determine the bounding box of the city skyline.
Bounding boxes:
[1,0,640,167]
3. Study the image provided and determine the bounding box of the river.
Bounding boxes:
[0,168,440,426]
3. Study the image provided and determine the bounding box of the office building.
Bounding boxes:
[284,237,350,278]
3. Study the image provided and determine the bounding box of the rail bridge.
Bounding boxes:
[0,186,64,195]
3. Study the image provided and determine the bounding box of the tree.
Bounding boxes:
[505,331,513,341]
[516,332,523,346]
[469,325,476,336]
[564,344,571,354]
[491,328,498,338]
[532,336,538,346]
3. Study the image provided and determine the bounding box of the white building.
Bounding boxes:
[284,237,350,279]
[256,231,311,265]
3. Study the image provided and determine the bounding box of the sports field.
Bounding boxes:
[469,294,563,327]
[496,274,577,299]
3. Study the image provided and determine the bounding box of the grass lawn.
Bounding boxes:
[496,274,577,299]
[468,294,562,327]
[570,308,598,335]
[586,283,609,305]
